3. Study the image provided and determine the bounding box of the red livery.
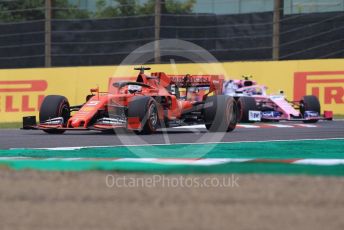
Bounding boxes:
[23,67,238,134]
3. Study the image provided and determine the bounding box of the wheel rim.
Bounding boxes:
[59,102,70,124]
[237,100,243,121]
[226,100,236,126]
[299,100,305,116]
[149,104,158,127]
[230,102,237,124]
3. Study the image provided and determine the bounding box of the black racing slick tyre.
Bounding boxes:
[128,96,159,134]
[203,95,238,132]
[39,95,70,134]
[237,96,257,123]
[301,95,321,123]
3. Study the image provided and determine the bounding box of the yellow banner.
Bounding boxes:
[0,59,343,122]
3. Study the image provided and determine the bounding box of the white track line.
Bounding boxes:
[265,124,294,128]
[294,159,344,166]
[0,157,343,166]
[173,125,205,129]
[173,124,318,129]
[113,158,250,165]
[237,124,260,128]
[173,124,263,128]
[11,137,344,151]
[0,157,30,160]
[60,158,82,161]
[294,124,318,128]
[40,147,85,151]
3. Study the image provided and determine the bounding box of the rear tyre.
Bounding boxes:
[237,97,257,123]
[300,95,320,123]
[203,95,237,132]
[128,96,159,134]
[39,95,70,134]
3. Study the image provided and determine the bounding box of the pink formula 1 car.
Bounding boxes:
[223,76,333,123]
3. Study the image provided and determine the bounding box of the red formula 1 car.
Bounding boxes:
[23,67,237,134]
[223,76,333,123]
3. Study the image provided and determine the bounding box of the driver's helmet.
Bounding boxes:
[128,84,142,94]
[223,80,238,96]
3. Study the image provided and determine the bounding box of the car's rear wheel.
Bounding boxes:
[203,95,237,132]
[237,96,257,123]
[128,96,159,134]
[39,95,70,134]
[300,95,321,123]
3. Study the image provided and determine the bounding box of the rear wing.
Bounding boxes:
[107,73,225,95]
[151,72,224,94]
[170,74,224,95]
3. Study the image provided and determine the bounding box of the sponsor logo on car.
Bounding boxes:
[86,101,100,106]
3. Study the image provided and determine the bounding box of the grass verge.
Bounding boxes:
[0,122,22,129]
[334,114,344,119]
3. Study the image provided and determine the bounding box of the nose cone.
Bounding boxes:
[71,119,82,128]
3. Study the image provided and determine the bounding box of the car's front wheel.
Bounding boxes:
[128,96,160,134]
[300,95,320,123]
[39,95,70,134]
[237,96,257,123]
[203,95,237,132]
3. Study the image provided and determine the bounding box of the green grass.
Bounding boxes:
[0,122,22,129]
[334,114,344,119]
[0,139,343,175]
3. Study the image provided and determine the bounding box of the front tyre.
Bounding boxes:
[203,95,237,132]
[300,95,320,123]
[128,96,159,134]
[39,95,70,134]
[237,96,257,123]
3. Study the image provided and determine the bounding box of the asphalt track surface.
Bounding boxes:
[0,121,343,149]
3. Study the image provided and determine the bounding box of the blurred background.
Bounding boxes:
[0,0,343,68]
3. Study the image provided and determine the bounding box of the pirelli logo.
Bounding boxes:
[294,71,344,105]
[0,80,47,112]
